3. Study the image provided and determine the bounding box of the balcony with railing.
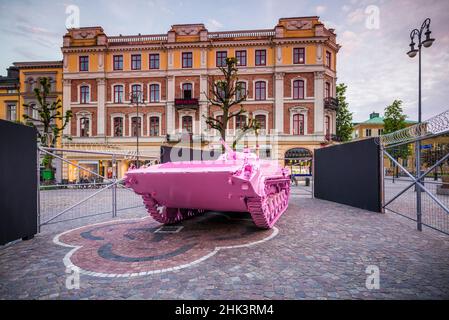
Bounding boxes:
[174,98,199,109]
[324,97,339,111]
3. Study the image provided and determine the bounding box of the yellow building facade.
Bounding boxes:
[61,16,340,180]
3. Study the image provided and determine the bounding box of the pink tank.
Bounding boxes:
[124,140,291,229]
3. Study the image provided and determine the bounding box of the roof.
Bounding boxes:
[13,61,63,69]
[354,116,417,127]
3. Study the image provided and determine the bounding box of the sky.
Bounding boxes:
[0,0,448,122]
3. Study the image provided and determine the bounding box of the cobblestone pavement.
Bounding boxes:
[1,191,449,300]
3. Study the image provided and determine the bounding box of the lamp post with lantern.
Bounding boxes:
[406,18,435,231]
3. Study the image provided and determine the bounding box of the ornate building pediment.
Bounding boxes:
[286,20,313,30]
[289,106,308,114]
[171,24,205,36]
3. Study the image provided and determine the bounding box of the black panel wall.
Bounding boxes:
[160,146,221,163]
[0,120,37,245]
[314,138,381,212]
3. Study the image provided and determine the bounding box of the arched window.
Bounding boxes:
[255,81,266,100]
[149,116,160,136]
[113,85,123,103]
[182,115,193,133]
[255,114,267,130]
[236,81,246,100]
[113,117,123,137]
[325,115,331,136]
[80,86,90,104]
[131,84,142,103]
[182,83,193,99]
[236,115,247,129]
[293,113,305,135]
[131,116,141,137]
[149,84,160,102]
[293,80,305,100]
[80,117,90,137]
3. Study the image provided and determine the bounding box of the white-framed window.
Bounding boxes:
[181,82,193,99]
[113,84,124,103]
[79,85,90,104]
[289,107,308,135]
[76,111,92,137]
[6,103,17,121]
[130,83,143,103]
[149,83,160,102]
[254,80,267,100]
[253,110,269,134]
[128,113,144,137]
[178,109,196,134]
[110,113,125,137]
[147,113,162,136]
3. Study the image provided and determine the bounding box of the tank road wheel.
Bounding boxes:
[246,178,290,229]
[141,195,204,225]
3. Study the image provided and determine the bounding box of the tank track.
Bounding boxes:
[142,194,205,225]
[246,177,290,229]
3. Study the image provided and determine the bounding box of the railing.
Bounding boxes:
[174,98,199,108]
[208,30,275,39]
[324,97,339,110]
[108,34,168,44]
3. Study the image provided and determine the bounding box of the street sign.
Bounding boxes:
[421,144,432,150]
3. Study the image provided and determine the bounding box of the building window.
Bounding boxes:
[182,52,193,68]
[182,83,193,99]
[182,116,193,133]
[255,81,266,100]
[216,51,227,67]
[113,55,123,70]
[293,114,305,135]
[113,85,124,103]
[325,82,331,98]
[255,114,267,131]
[149,84,160,102]
[236,115,247,130]
[236,81,246,100]
[149,54,160,69]
[80,117,90,137]
[79,56,89,71]
[293,48,305,64]
[326,51,332,68]
[366,128,372,137]
[235,50,247,66]
[26,78,34,92]
[293,80,305,100]
[325,115,330,136]
[131,54,141,70]
[80,86,90,104]
[131,117,142,137]
[6,104,16,121]
[378,128,383,135]
[255,49,266,66]
[113,117,123,137]
[149,116,160,136]
[131,84,142,102]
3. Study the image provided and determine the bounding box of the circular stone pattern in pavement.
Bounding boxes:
[54,212,278,278]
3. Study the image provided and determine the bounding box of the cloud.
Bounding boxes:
[346,8,366,25]
[206,19,223,31]
[316,5,326,15]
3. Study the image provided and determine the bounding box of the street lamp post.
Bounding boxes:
[130,91,146,168]
[407,18,435,231]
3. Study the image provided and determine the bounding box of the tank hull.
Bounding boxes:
[124,154,291,229]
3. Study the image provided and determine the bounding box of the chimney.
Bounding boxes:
[370,112,380,119]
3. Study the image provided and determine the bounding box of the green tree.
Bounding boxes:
[204,57,259,151]
[335,83,353,142]
[383,99,410,178]
[22,77,72,174]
